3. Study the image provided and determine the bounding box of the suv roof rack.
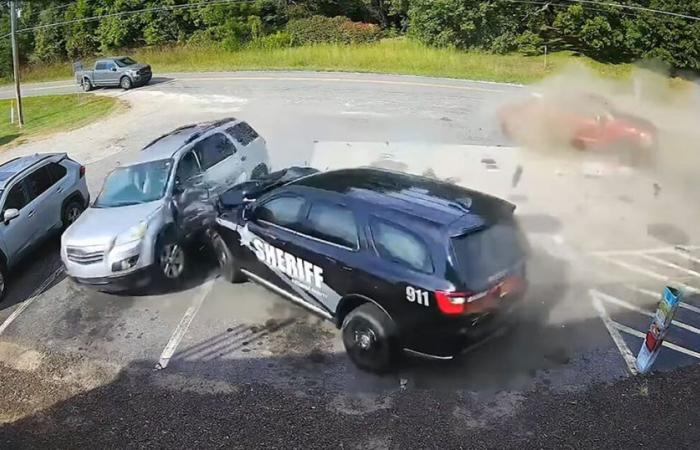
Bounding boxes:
[183,117,237,145]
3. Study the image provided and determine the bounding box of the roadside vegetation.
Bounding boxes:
[0,94,122,147]
[0,1,697,85]
[15,39,637,85]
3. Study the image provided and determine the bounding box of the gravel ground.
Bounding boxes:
[1,356,699,449]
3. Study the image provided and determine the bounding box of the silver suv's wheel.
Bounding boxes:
[0,266,6,301]
[62,200,84,229]
[120,76,132,90]
[159,243,185,280]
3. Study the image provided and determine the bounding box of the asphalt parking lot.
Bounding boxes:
[2,72,700,446]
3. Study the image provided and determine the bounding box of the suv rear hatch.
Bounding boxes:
[438,216,528,315]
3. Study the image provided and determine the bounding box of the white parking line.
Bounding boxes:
[590,291,639,375]
[0,267,64,337]
[156,280,214,370]
[611,321,700,360]
[592,289,700,335]
[624,285,700,315]
[597,255,700,294]
[593,245,700,257]
[639,253,700,279]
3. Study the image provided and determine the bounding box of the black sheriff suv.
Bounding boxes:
[212,167,529,372]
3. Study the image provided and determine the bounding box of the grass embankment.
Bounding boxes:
[12,39,634,85]
[0,94,123,147]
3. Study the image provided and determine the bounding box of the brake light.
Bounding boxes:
[435,291,469,315]
[79,165,86,178]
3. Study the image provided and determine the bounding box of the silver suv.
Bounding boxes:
[0,154,89,299]
[61,118,270,292]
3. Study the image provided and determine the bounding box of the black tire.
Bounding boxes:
[62,199,84,229]
[251,164,269,180]
[82,78,93,92]
[120,76,133,90]
[211,231,245,283]
[341,302,399,373]
[154,232,187,285]
[0,262,6,302]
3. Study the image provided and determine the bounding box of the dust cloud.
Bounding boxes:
[498,62,700,190]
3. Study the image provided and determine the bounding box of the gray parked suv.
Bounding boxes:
[0,154,89,300]
[75,56,152,91]
[61,118,270,292]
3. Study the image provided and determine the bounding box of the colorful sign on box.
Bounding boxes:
[635,286,682,374]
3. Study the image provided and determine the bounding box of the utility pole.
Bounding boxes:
[9,0,24,127]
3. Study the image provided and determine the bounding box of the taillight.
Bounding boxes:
[435,291,469,315]
[79,165,86,178]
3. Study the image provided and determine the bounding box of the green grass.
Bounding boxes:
[0,94,124,148]
[8,38,637,85]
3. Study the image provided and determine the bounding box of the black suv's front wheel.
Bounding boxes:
[341,303,399,373]
[210,230,245,283]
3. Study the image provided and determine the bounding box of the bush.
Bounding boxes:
[286,15,381,45]
[248,32,293,50]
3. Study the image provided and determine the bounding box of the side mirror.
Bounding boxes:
[242,203,255,221]
[3,208,19,223]
[111,67,117,72]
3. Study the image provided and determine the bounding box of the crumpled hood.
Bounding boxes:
[63,201,162,248]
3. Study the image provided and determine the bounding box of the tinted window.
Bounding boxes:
[193,133,235,170]
[4,183,27,211]
[95,62,107,70]
[114,57,137,67]
[306,202,358,249]
[47,163,67,182]
[175,151,201,183]
[227,122,259,146]
[256,196,305,230]
[371,219,432,273]
[451,218,527,291]
[24,166,54,201]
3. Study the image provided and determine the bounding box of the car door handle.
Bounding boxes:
[241,156,247,162]
[27,210,35,218]
[55,187,63,193]
[341,265,353,271]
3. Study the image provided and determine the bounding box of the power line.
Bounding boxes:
[16,0,257,34]
[504,0,638,17]
[0,0,254,39]
[560,0,700,21]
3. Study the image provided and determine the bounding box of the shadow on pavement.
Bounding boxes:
[1,245,665,447]
[0,237,65,315]
[0,134,20,146]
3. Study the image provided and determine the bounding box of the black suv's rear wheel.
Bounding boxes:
[0,263,6,301]
[211,231,245,283]
[342,303,398,373]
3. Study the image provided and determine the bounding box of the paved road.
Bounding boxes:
[1,71,700,447]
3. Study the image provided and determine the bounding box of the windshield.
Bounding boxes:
[94,159,171,208]
[451,218,527,292]
[114,57,137,67]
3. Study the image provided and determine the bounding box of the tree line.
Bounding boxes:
[0,0,698,78]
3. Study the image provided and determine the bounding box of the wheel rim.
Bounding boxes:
[67,206,81,224]
[160,244,184,279]
[214,237,228,269]
[0,271,5,297]
[354,328,376,351]
[122,78,130,89]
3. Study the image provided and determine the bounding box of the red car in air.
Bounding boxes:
[499,93,657,165]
